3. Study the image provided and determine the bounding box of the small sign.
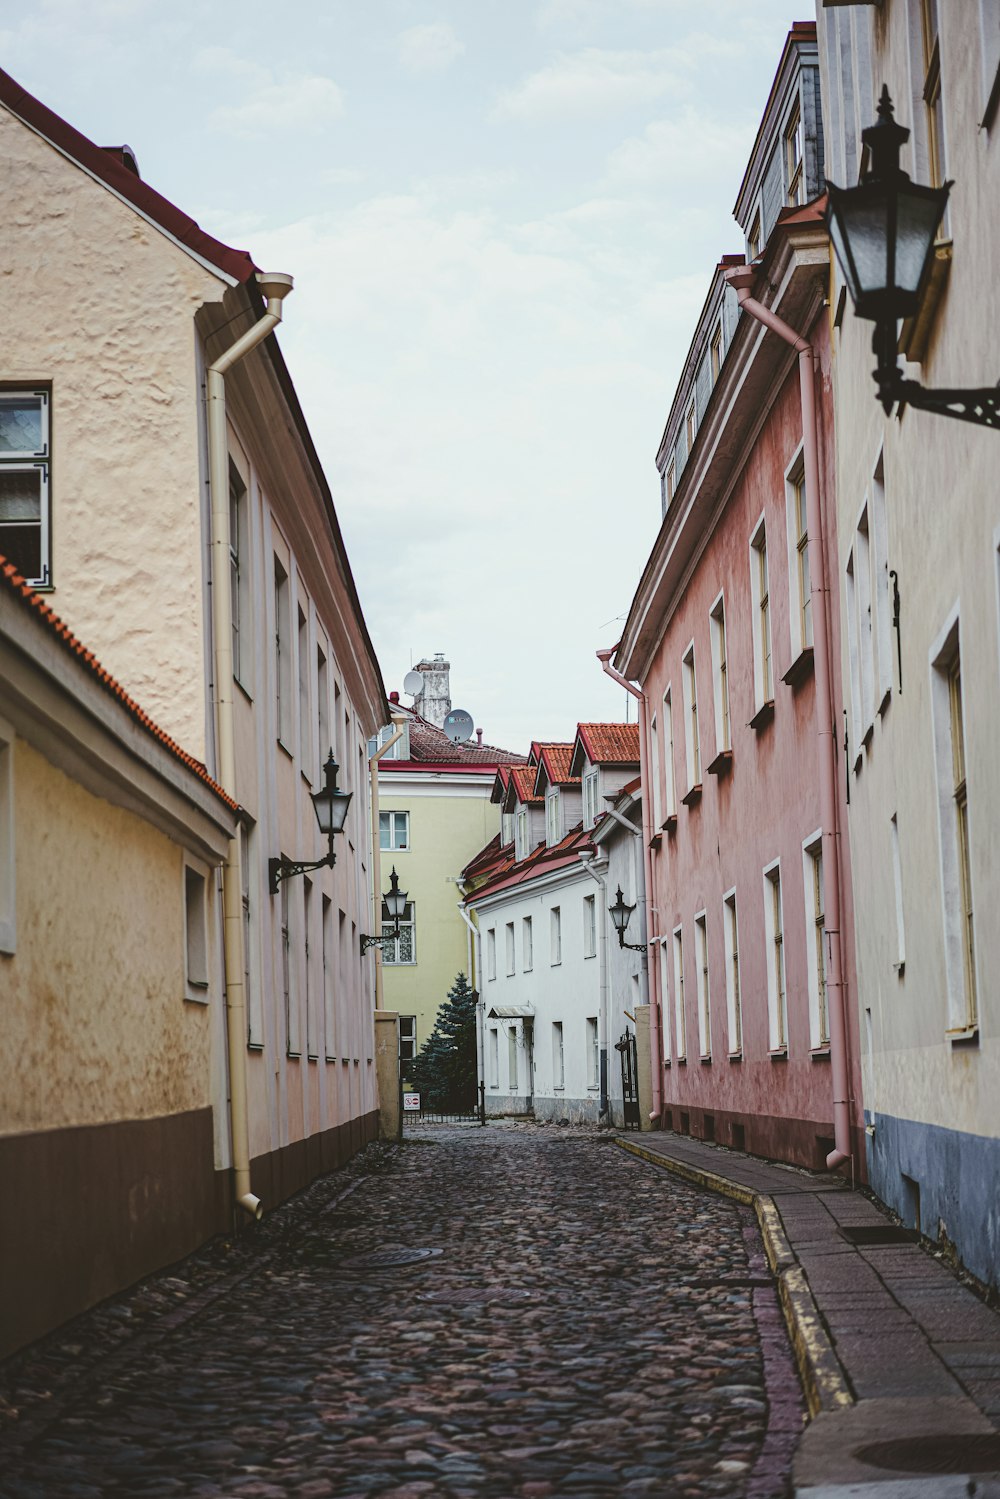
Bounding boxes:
[403,1093,421,1112]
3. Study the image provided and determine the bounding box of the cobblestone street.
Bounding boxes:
[0,1126,803,1498]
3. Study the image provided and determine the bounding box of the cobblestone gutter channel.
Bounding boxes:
[0,1126,804,1498]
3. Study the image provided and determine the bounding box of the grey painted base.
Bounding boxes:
[865,1108,1000,1289]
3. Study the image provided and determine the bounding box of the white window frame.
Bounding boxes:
[649,712,663,827]
[183,861,210,1004]
[694,910,711,1059]
[930,608,978,1036]
[845,550,862,757]
[489,1026,499,1087]
[749,516,773,709]
[522,914,533,972]
[372,720,410,761]
[399,1015,417,1069]
[505,920,515,976]
[242,821,263,1048]
[802,831,829,1049]
[550,905,562,966]
[501,810,515,846]
[663,687,676,818]
[870,454,893,710]
[229,460,251,691]
[854,502,876,741]
[659,942,672,1064]
[304,875,317,1060]
[722,888,741,1058]
[322,892,335,1060]
[586,1016,599,1089]
[0,716,16,954]
[0,390,51,589]
[515,808,529,860]
[508,1025,519,1091]
[682,641,700,788]
[583,893,597,959]
[673,924,686,1062]
[784,446,812,659]
[486,926,497,981]
[890,813,906,973]
[552,1021,565,1090]
[316,640,330,782]
[979,0,1000,123]
[583,767,600,830]
[763,859,787,1054]
[709,594,730,755]
[274,555,291,748]
[546,788,561,847]
[379,810,410,852]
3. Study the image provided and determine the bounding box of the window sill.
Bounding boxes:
[948,1025,980,1048]
[782,647,814,690]
[675,1056,687,1066]
[661,813,678,834]
[681,783,703,808]
[749,700,774,733]
[768,1047,788,1061]
[184,989,210,1006]
[810,1045,831,1061]
[893,960,905,977]
[706,749,732,778]
[286,1050,301,1062]
[324,1053,337,1063]
[728,1051,742,1063]
[700,1054,712,1065]
[862,722,875,751]
[583,953,596,961]
[307,1053,319,1063]
[248,1041,265,1053]
[277,738,294,762]
[648,831,662,851]
[853,752,864,776]
[878,687,892,719]
[234,676,254,706]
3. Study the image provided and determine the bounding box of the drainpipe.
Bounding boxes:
[597,649,662,1123]
[368,716,408,1011]
[207,271,293,1221]
[579,853,610,1120]
[458,902,485,1110]
[724,264,852,1173]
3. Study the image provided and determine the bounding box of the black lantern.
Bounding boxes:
[608,884,646,952]
[360,867,410,954]
[269,750,353,894]
[826,87,999,428]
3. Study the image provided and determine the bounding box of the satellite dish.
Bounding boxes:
[403,670,424,697]
[443,708,475,743]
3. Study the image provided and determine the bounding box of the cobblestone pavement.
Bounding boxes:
[0,1124,804,1498]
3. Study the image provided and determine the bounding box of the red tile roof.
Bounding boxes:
[572,722,641,772]
[0,67,257,285]
[0,558,239,812]
[380,703,525,771]
[507,764,544,807]
[533,743,578,793]
[461,820,599,902]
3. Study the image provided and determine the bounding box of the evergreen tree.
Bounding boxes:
[410,972,478,1111]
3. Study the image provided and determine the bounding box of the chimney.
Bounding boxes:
[412,653,451,729]
[476,728,483,746]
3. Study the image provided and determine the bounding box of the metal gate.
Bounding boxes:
[616,1029,641,1131]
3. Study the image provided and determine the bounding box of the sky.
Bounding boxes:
[3,0,804,753]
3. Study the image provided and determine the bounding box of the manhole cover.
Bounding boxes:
[840,1225,919,1246]
[856,1434,1000,1475]
[337,1246,443,1271]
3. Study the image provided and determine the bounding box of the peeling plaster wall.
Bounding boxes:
[0,739,213,1135]
[0,104,225,759]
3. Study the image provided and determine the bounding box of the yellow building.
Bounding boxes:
[376,692,523,1076]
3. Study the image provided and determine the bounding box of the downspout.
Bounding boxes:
[597,649,662,1123]
[458,902,485,1112]
[725,264,852,1173]
[579,853,610,1120]
[207,271,293,1221]
[368,716,408,1011]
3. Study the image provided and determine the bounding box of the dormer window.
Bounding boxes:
[583,769,600,830]
[710,323,723,383]
[685,398,696,451]
[748,208,762,261]
[501,811,514,846]
[515,808,528,860]
[546,789,561,847]
[666,458,676,504]
[785,101,804,205]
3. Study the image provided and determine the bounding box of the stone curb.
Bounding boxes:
[614,1136,853,1421]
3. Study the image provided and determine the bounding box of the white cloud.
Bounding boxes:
[493,47,693,123]
[396,21,464,75]
[192,47,345,137]
[606,108,756,189]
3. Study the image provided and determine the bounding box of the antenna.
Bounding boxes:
[443,708,475,743]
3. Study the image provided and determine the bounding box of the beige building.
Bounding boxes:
[0,562,236,1356]
[0,68,387,1233]
[817,3,1000,1284]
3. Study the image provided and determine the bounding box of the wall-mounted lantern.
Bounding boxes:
[826,87,999,429]
[608,884,648,952]
[360,867,409,955]
[268,750,352,894]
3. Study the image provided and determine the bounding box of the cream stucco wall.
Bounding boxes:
[0,103,225,759]
[0,739,214,1135]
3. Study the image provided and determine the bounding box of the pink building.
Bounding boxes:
[612,27,865,1173]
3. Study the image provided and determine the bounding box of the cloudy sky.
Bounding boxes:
[4,0,801,752]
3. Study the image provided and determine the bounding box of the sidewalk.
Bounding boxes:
[616,1131,1000,1498]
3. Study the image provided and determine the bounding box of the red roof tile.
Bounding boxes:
[574,722,641,769]
[508,765,544,807]
[380,703,525,770]
[533,743,578,792]
[0,557,238,813]
[462,821,596,901]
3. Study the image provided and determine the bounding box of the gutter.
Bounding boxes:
[206,271,293,1221]
[724,263,853,1174]
[596,649,661,1125]
[457,902,485,1115]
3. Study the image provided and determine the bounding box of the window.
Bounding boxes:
[505,921,515,976]
[920,0,944,188]
[686,397,696,452]
[550,906,562,966]
[583,894,597,959]
[695,912,711,1059]
[322,893,334,1059]
[316,644,329,776]
[583,768,600,829]
[489,1027,499,1087]
[553,1022,565,1089]
[304,877,317,1060]
[871,457,893,708]
[682,643,700,788]
[280,878,299,1056]
[803,836,829,1047]
[890,814,906,971]
[979,0,1000,124]
[853,508,875,738]
[486,926,497,981]
[381,900,415,966]
[786,458,812,655]
[785,100,804,205]
[650,712,663,827]
[184,865,209,999]
[333,681,342,763]
[274,557,291,746]
[0,722,13,954]
[673,926,686,1061]
[709,598,730,754]
[659,943,672,1064]
[665,459,676,506]
[508,1026,519,1090]
[379,811,410,851]
[0,391,50,587]
[522,915,533,972]
[748,208,762,261]
[502,811,514,845]
[546,789,561,847]
[663,689,676,818]
[710,323,723,382]
[515,808,528,860]
[298,604,310,777]
[586,1017,599,1088]
[229,463,250,688]
[750,521,772,707]
[400,1016,417,1069]
[371,720,410,761]
[931,624,977,1034]
[763,864,786,1052]
[241,823,262,1047]
[723,891,741,1056]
